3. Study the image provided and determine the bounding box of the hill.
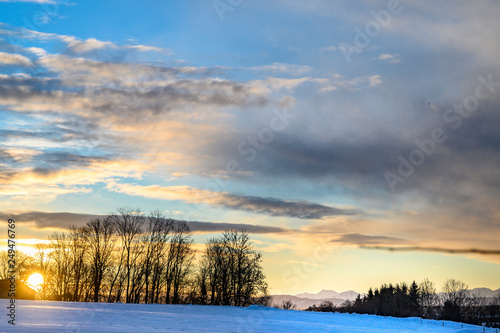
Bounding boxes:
[2,299,492,332]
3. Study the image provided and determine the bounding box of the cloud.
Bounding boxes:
[332,233,410,246]
[0,52,267,119]
[248,62,312,76]
[368,75,382,87]
[61,36,116,53]
[318,73,382,92]
[0,34,270,204]
[2,3,500,262]
[374,53,401,63]
[320,46,337,53]
[249,77,326,94]
[106,181,357,219]
[251,74,381,95]
[338,44,361,55]
[360,245,500,256]
[217,195,357,219]
[0,52,32,66]
[0,153,148,202]
[1,25,170,56]
[0,211,102,229]
[0,211,290,234]
[0,184,90,203]
[388,1,500,68]
[60,36,172,55]
[187,221,289,234]
[127,44,170,53]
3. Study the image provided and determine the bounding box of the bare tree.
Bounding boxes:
[68,226,89,301]
[197,230,268,306]
[442,278,469,307]
[33,243,51,299]
[0,207,271,307]
[0,250,34,281]
[82,218,115,302]
[106,240,126,302]
[150,218,174,304]
[490,292,500,328]
[167,221,194,304]
[49,232,72,300]
[464,292,488,324]
[420,278,437,316]
[143,211,173,304]
[198,236,225,305]
[442,278,470,321]
[279,300,297,310]
[109,207,145,303]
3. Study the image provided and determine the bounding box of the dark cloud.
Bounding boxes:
[0,211,103,229]
[31,152,108,172]
[0,74,266,118]
[187,221,289,234]
[360,245,500,256]
[0,211,289,234]
[106,183,357,220]
[331,233,409,246]
[254,138,408,185]
[88,80,266,116]
[215,70,500,229]
[0,147,109,181]
[216,194,357,220]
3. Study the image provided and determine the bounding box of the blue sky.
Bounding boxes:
[1,0,500,294]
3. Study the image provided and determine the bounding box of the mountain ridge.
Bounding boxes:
[295,289,362,300]
[271,288,500,310]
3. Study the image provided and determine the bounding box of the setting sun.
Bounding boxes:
[1,0,500,331]
[27,273,44,290]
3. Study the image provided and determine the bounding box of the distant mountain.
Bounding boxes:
[295,289,363,301]
[271,290,363,310]
[434,287,500,300]
[270,295,347,310]
[469,287,500,298]
[433,287,499,302]
[272,288,499,310]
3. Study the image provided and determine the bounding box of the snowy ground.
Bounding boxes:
[0,299,496,333]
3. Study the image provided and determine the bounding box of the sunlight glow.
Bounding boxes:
[27,273,44,290]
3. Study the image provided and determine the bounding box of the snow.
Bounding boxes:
[0,299,495,333]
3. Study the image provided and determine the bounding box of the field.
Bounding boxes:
[0,299,496,333]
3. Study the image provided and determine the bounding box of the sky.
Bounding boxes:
[1,0,500,295]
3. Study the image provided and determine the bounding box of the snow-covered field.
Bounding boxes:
[0,299,495,333]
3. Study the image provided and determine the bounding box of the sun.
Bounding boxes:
[27,273,44,290]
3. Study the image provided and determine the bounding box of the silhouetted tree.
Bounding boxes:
[0,207,272,309]
[83,218,115,302]
[278,300,297,310]
[48,232,72,300]
[68,226,89,301]
[165,221,194,304]
[409,281,420,315]
[142,211,174,304]
[109,207,145,303]
[420,278,437,317]
[197,229,268,306]
[441,278,469,322]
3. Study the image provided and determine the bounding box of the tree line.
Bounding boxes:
[1,207,269,306]
[306,278,500,328]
